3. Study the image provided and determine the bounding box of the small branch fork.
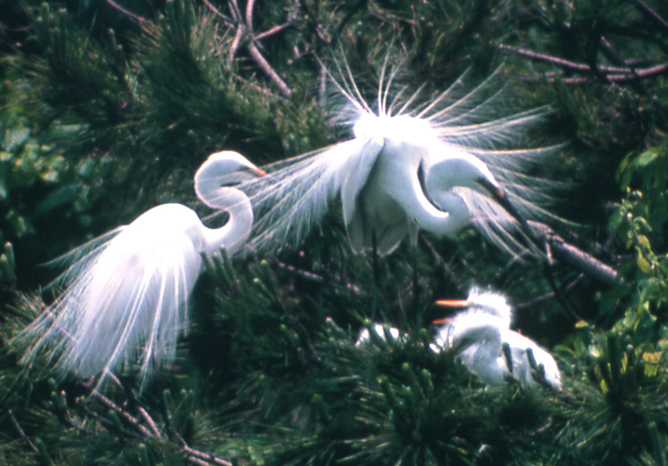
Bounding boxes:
[203,0,294,98]
[102,0,295,98]
[87,384,234,466]
[7,376,233,466]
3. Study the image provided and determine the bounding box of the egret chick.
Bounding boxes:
[17,151,265,389]
[434,287,561,391]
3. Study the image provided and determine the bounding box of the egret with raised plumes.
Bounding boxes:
[17,151,264,389]
[230,56,562,260]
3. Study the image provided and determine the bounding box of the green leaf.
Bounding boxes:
[608,208,623,231]
[636,235,651,250]
[637,256,651,273]
[636,149,658,167]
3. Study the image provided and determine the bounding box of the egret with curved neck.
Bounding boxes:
[18,151,264,389]
[229,58,561,260]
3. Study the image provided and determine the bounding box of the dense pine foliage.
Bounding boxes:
[1,0,668,464]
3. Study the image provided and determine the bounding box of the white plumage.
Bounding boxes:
[434,287,562,391]
[230,56,563,257]
[17,151,264,389]
[355,323,403,346]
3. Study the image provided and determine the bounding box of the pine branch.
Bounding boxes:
[500,43,668,83]
[499,44,632,73]
[85,383,234,465]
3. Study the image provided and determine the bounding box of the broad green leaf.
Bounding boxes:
[637,256,651,273]
[636,149,658,167]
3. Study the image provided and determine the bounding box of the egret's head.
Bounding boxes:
[465,286,513,325]
[439,312,504,353]
[426,149,499,193]
[434,286,513,344]
[199,151,266,181]
[194,151,265,200]
[425,148,543,253]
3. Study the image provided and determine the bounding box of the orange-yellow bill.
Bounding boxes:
[433,299,470,325]
[432,317,453,325]
[434,299,470,308]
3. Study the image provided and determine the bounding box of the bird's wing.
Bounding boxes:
[234,137,384,253]
[340,137,389,252]
[340,137,385,226]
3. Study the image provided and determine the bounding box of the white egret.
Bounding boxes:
[230,57,563,259]
[433,287,562,391]
[355,323,403,346]
[17,151,265,389]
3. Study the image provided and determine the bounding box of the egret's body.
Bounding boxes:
[232,61,562,257]
[434,287,561,391]
[18,151,263,388]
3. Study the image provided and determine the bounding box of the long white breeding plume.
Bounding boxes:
[224,52,566,257]
[16,151,265,390]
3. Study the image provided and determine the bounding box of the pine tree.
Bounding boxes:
[1,0,668,464]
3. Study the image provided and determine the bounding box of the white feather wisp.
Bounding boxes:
[232,52,567,258]
[15,151,260,390]
[15,207,204,390]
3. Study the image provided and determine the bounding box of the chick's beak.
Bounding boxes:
[433,298,469,324]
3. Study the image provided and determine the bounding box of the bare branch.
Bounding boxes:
[90,390,155,437]
[246,40,293,98]
[500,44,668,83]
[102,0,151,23]
[499,44,632,73]
[631,0,668,32]
[245,0,255,32]
[8,409,38,453]
[255,21,294,41]
[138,406,162,438]
[528,222,620,287]
[182,443,233,466]
[201,0,235,27]
[224,0,292,97]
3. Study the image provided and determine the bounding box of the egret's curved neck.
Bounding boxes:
[194,158,255,256]
[200,188,254,256]
[412,161,471,236]
[419,149,498,236]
